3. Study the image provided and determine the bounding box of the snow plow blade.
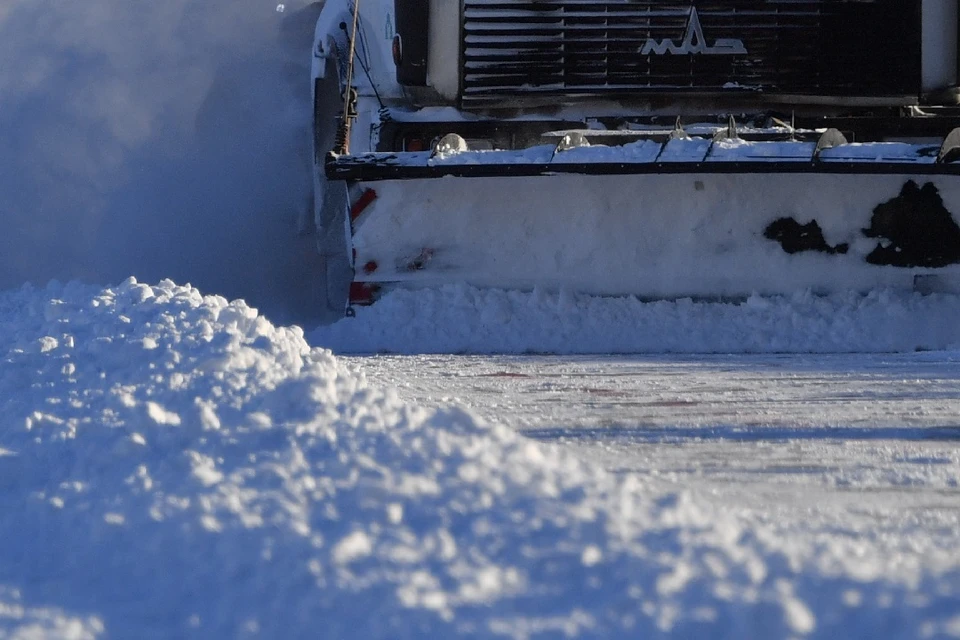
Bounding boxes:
[325,130,960,307]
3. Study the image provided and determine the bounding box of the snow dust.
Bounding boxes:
[0,0,321,324]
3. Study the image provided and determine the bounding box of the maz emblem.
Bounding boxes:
[641,7,747,56]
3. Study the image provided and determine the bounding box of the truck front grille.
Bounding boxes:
[461,0,920,108]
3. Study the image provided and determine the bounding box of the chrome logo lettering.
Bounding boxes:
[641,8,747,56]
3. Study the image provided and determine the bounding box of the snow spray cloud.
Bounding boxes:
[0,0,324,323]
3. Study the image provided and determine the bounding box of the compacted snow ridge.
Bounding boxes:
[2,279,960,639]
[310,284,960,355]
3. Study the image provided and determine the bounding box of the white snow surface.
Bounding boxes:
[4,278,960,639]
[3,0,960,636]
[310,285,960,354]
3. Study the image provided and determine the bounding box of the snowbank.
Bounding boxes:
[310,285,960,354]
[2,279,960,639]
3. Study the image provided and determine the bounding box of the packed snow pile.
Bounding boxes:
[2,279,960,639]
[310,285,960,354]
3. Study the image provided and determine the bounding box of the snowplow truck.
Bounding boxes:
[312,0,960,315]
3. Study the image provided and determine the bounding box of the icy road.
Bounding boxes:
[352,352,960,558]
[310,286,960,637]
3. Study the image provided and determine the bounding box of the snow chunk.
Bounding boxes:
[581,545,603,567]
[0,587,104,639]
[777,580,816,635]
[146,401,181,426]
[187,451,223,487]
[387,503,404,525]
[195,399,221,431]
[657,561,695,596]
[457,566,522,604]
[333,531,374,564]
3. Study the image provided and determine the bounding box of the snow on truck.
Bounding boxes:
[311,0,960,316]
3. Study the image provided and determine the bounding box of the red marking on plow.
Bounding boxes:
[350,188,377,221]
[348,282,378,306]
